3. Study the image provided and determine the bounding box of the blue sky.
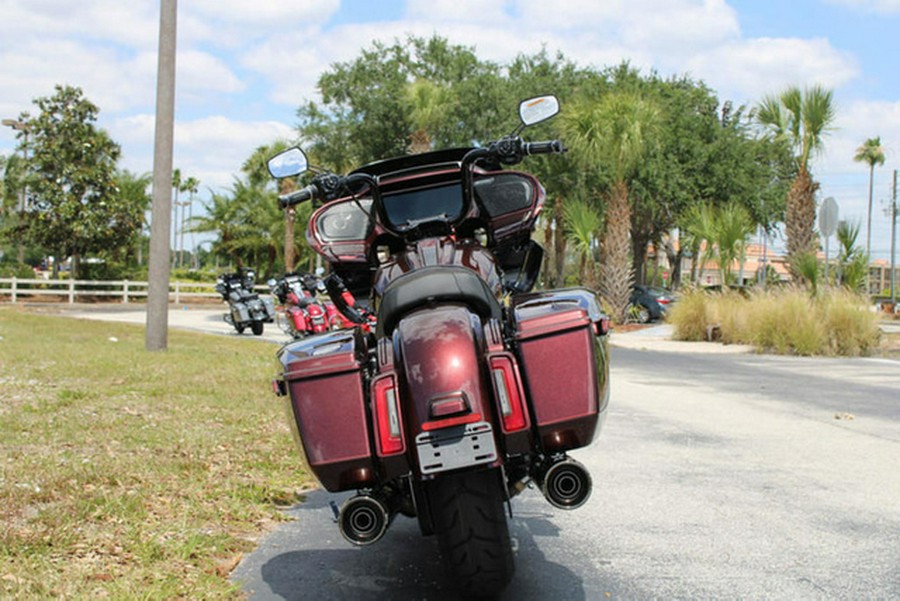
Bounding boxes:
[1,0,899,259]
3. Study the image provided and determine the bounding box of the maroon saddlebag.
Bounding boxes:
[276,329,375,492]
[512,289,606,453]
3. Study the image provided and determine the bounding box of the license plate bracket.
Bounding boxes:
[415,422,497,475]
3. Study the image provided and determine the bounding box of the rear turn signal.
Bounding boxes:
[372,375,404,455]
[489,354,529,433]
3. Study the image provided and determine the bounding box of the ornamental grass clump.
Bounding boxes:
[820,290,881,355]
[668,288,711,341]
[668,286,879,356]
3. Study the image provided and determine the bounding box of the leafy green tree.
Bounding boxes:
[10,85,137,279]
[853,136,885,257]
[757,85,836,278]
[297,35,506,170]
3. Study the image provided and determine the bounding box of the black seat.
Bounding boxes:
[376,266,501,336]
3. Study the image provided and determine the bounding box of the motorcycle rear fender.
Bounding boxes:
[392,305,499,472]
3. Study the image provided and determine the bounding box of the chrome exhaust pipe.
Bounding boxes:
[535,457,592,510]
[338,493,393,546]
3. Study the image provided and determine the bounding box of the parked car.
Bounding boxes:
[629,285,677,323]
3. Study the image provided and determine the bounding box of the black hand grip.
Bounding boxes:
[278,184,317,209]
[523,140,566,155]
[324,274,367,325]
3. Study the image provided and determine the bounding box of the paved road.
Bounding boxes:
[232,347,900,600]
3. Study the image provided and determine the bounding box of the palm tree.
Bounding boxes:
[561,91,661,322]
[179,175,200,268]
[714,201,755,286]
[853,136,885,257]
[113,169,152,265]
[680,202,717,285]
[563,199,603,288]
[836,219,868,291]
[243,141,302,271]
[756,85,836,280]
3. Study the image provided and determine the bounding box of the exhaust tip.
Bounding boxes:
[540,458,592,510]
[338,494,390,546]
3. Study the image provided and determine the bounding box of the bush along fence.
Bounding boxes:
[0,278,265,304]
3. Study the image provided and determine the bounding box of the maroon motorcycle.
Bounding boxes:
[267,95,609,597]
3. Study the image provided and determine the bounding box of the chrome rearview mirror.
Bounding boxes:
[519,95,560,127]
[267,147,309,179]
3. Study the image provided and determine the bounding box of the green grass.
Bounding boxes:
[668,287,883,357]
[0,307,311,599]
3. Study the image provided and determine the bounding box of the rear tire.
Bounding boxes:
[234,323,245,334]
[427,468,514,598]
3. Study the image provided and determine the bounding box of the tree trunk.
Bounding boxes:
[786,167,819,279]
[284,208,296,272]
[280,179,297,272]
[553,197,567,287]
[600,181,633,323]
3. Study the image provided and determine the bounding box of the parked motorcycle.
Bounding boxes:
[267,95,610,597]
[214,269,275,335]
[267,270,355,338]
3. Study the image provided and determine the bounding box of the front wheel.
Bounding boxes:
[251,321,264,336]
[426,468,514,598]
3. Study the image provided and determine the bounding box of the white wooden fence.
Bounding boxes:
[0,277,251,304]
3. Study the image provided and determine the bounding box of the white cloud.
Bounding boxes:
[406,0,512,22]
[686,37,859,102]
[111,114,295,191]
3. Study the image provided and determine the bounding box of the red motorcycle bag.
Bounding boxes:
[276,329,376,492]
[512,289,607,453]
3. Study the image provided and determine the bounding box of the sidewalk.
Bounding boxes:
[609,323,754,354]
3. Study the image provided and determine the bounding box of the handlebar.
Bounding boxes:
[277,172,378,210]
[278,184,317,209]
[523,140,567,156]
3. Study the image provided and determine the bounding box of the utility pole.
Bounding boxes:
[891,169,897,306]
[2,119,30,263]
[146,0,177,351]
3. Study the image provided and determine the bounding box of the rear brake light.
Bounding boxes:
[373,375,404,455]
[489,354,529,433]
[593,317,610,336]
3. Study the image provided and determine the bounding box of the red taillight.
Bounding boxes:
[658,298,671,305]
[372,375,404,455]
[489,354,529,433]
[593,317,610,336]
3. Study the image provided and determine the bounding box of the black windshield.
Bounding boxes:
[381,183,464,230]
